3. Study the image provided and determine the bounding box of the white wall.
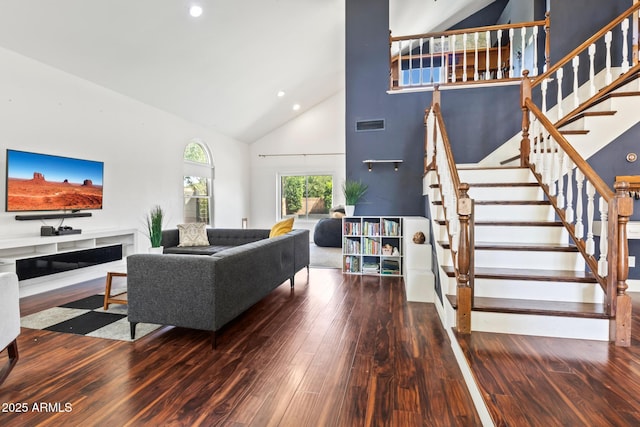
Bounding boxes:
[250,91,346,233]
[0,47,250,245]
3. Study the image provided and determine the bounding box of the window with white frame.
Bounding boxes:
[183,141,213,224]
[279,174,333,220]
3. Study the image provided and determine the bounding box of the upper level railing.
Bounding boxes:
[529,2,640,125]
[425,88,474,333]
[390,15,549,91]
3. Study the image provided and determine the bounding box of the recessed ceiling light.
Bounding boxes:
[189,5,203,18]
[292,104,301,111]
[277,90,286,97]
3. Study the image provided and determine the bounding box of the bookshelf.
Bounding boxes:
[342,216,403,276]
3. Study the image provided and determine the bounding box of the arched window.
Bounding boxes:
[183,141,214,224]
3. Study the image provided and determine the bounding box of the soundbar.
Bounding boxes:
[15,212,92,221]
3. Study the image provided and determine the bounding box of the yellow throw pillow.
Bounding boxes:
[269,217,294,238]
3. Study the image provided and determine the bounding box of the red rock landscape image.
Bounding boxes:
[7,172,103,211]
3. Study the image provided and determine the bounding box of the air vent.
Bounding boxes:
[355,119,385,132]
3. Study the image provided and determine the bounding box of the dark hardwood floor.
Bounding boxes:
[0,269,481,426]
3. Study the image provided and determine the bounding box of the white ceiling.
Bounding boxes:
[0,0,491,143]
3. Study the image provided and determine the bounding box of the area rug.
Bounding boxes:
[20,294,161,342]
[309,243,342,269]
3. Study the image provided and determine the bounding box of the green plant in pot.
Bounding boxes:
[342,179,368,216]
[145,205,164,253]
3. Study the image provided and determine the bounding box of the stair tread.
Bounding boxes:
[438,240,579,252]
[441,265,597,282]
[446,295,607,318]
[436,220,563,227]
[559,129,590,135]
[559,110,617,128]
[432,200,550,206]
[468,182,539,188]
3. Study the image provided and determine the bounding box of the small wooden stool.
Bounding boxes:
[104,272,128,310]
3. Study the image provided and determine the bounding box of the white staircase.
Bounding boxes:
[424,166,610,341]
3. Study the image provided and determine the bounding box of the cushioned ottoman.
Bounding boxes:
[313,218,342,248]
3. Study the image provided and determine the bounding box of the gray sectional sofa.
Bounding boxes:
[126,228,309,345]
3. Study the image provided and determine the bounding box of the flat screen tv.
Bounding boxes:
[6,149,104,212]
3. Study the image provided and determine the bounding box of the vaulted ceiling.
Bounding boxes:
[0,0,493,143]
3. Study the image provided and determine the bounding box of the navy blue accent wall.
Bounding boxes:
[346,0,523,216]
[589,123,640,279]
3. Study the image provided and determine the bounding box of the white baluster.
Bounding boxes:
[566,161,574,223]
[463,33,468,82]
[474,32,479,81]
[605,31,612,85]
[397,40,403,87]
[541,78,548,115]
[586,182,596,255]
[441,36,446,83]
[539,132,548,185]
[572,56,580,109]
[548,136,557,196]
[485,30,491,80]
[532,25,539,76]
[497,30,503,79]
[419,38,424,86]
[430,37,435,84]
[557,151,566,209]
[509,28,514,78]
[575,170,584,239]
[451,35,457,83]
[598,197,608,277]
[426,110,435,164]
[534,117,542,169]
[621,19,630,73]
[556,68,564,120]
[588,44,596,97]
[409,39,413,85]
[520,27,526,77]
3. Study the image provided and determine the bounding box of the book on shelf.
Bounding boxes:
[381,258,400,274]
[383,219,400,236]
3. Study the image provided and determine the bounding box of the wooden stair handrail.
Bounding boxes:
[427,90,474,334]
[531,2,640,88]
[391,19,547,43]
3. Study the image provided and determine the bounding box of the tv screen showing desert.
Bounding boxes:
[6,150,103,212]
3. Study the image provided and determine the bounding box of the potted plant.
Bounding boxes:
[342,179,368,216]
[145,205,164,253]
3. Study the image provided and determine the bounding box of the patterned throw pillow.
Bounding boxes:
[269,217,294,238]
[177,223,210,247]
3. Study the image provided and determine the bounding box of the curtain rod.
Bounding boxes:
[257,152,344,158]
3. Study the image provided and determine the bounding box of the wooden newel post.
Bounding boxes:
[520,70,532,168]
[457,183,472,334]
[613,181,633,346]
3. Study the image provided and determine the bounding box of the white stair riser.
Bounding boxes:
[581,97,612,113]
[468,186,544,201]
[458,168,535,183]
[559,117,585,131]
[474,225,568,244]
[471,311,609,341]
[473,249,584,270]
[473,278,604,303]
[474,204,556,221]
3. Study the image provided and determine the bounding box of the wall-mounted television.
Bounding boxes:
[6,149,104,212]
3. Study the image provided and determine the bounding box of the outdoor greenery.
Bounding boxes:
[342,179,368,205]
[184,142,208,163]
[282,175,333,216]
[146,205,164,248]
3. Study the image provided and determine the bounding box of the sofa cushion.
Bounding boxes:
[177,223,210,247]
[164,245,233,255]
[269,217,294,238]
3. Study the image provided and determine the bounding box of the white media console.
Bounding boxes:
[0,229,137,297]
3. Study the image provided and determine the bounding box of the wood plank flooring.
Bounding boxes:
[456,291,640,426]
[0,269,481,426]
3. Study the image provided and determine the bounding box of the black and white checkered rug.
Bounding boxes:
[20,294,160,342]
